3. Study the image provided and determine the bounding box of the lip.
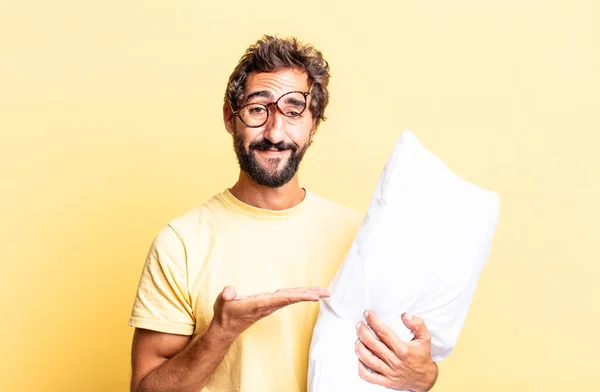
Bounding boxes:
[256,149,290,156]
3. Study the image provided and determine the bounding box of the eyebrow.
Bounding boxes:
[245,90,273,102]
[282,96,305,106]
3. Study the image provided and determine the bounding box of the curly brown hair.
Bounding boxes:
[224,35,331,128]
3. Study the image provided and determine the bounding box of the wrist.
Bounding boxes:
[414,361,438,392]
[207,320,238,345]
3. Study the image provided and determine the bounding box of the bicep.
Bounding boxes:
[130,328,191,392]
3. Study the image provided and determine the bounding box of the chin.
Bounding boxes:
[258,157,288,170]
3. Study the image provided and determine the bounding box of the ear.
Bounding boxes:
[309,120,318,145]
[223,103,236,135]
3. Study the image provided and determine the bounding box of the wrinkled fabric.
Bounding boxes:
[129,189,364,392]
[308,130,500,392]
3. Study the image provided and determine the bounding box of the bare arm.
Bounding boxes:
[131,322,235,392]
[131,285,330,392]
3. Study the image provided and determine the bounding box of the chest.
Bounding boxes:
[185,220,351,332]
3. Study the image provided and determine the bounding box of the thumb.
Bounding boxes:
[221,286,237,301]
[402,313,431,342]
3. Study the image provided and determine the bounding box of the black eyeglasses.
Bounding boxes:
[233,89,311,128]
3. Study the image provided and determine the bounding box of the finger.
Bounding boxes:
[238,287,317,302]
[279,287,331,297]
[356,322,397,369]
[402,313,431,342]
[364,311,410,360]
[358,358,392,388]
[234,287,328,313]
[356,321,398,369]
[309,287,331,297]
[220,286,237,301]
[268,287,329,307]
[355,339,393,376]
[240,292,319,320]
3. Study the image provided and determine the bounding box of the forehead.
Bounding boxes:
[244,68,309,99]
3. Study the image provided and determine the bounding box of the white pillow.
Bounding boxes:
[308,130,500,392]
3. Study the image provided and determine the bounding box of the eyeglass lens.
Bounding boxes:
[238,92,307,127]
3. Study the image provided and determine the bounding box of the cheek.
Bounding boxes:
[288,134,308,149]
[235,125,262,145]
[288,123,314,145]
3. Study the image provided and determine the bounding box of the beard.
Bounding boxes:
[233,132,309,188]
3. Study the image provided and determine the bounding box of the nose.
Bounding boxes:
[262,105,287,145]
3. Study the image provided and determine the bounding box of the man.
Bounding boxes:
[129,36,438,392]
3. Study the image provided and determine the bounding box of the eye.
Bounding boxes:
[247,105,267,115]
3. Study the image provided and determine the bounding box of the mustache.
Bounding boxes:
[249,139,297,152]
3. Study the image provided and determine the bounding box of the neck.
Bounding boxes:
[229,172,306,210]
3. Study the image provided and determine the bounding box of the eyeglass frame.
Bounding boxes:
[232,85,313,128]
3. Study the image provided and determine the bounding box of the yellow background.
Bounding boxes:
[1,0,599,390]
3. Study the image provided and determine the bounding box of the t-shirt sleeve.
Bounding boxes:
[128,224,195,335]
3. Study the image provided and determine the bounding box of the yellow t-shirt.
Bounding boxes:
[129,189,363,392]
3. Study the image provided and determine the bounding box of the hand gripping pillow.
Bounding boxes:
[308,130,500,392]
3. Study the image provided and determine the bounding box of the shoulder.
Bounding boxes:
[154,192,229,247]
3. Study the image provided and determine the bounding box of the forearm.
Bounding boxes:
[136,323,236,392]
